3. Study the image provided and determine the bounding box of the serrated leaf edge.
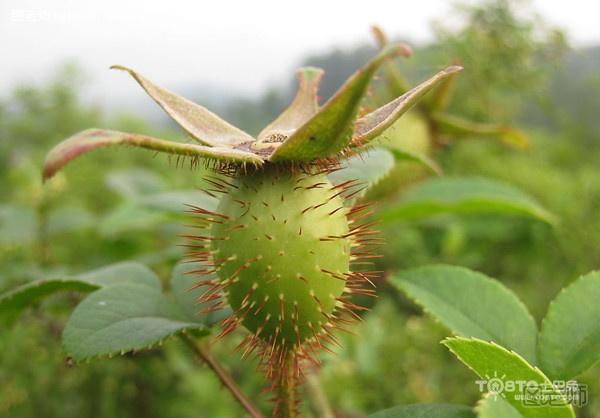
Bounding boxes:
[394,264,538,363]
[442,336,575,418]
[538,270,600,379]
[64,326,208,364]
[62,282,209,362]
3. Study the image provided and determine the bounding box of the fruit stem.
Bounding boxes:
[180,334,264,418]
[278,353,298,418]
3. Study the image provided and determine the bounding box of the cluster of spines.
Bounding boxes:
[181,166,382,406]
[159,140,366,178]
[162,152,262,177]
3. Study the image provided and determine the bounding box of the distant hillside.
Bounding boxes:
[546,46,600,143]
[150,42,599,143]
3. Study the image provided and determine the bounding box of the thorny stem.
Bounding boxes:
[180,334,264,418]
[278,353,298,418]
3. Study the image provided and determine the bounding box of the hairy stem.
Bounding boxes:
[180,334,264,418]
[278,354,298,418]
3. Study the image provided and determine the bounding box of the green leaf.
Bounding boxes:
[393,265,537,363]
[99,189,217,236]
[1,280,98,326]
[43,129,262,180]
[476,396,522,418]
[99,203,169,237]
[444,337,575,418]
[366,403,475,418]
[328,148,395,204]
[63,283,207,361]
[99,190,217,236]
[388,148,442,175]
[105,168,166,198]
[353,66,463,145]
[0,262,159,325]
[47,206,95,235]
[538,271,600,379]
[380,176,556,224]
[269,44,410,162]
[111,65,255,147]
[171,262,230,326]
[138,190,218,214]
[78,262,161,288]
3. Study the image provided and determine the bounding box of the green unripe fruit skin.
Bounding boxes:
[377,111,432,155]
[369,111,432,199]
[211,169,350,347]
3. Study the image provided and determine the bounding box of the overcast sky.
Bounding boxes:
[1,0,599,109]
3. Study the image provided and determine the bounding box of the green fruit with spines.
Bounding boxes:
[210,167,350,348]
[40,45,460,416]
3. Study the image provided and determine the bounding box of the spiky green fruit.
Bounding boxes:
[211,169,350,347]
[37,43,463,418]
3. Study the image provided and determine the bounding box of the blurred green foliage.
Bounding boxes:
[1,0,599,417]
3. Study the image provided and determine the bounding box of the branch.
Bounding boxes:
[180,334,265,418]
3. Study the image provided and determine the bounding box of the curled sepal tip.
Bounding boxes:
[352,65,464,146]
[110,65,254,147]
[42,129,263,181]
[424,62,461,111]
[371,25,389,49]
[370,25,413,96]
[269,43,412,162]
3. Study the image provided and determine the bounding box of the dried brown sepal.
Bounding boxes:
[111,65,255,147]
[352,65,464,146]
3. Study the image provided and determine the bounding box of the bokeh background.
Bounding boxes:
[1,0,599,417]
